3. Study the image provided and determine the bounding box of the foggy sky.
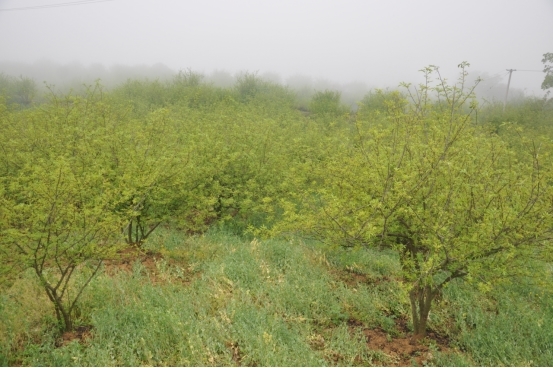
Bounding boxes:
[1,0,552,96]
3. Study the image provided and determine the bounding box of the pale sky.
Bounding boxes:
[0,0,552,95]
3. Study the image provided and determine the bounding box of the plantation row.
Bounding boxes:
[1,65,552,345]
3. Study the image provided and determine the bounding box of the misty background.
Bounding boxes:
[0,0,552,106]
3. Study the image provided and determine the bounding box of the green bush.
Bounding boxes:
[309,89,348,117]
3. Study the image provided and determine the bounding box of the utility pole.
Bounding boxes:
[503,69,516,112]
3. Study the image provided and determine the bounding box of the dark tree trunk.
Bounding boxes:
[395,232,437,341]
[125,217,161,247]
[43,282,73,332]
[409,283,437,341]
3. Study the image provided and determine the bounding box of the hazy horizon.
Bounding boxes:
[1,0,552,98]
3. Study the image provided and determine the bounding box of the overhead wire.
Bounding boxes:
[0,0,113,12]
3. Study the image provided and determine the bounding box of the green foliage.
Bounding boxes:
[0,86,128,331]
[109,78,169,115]
[234,71,266,103]
[309,89,348,117]
[103,107,194,246]
[357,89,407,120]
[174,68,204,87]
[109,72,229,114]
[0,74,314,332]
[233,71,296,108]
[0,73,37,108]
[168,70,230,109]
[479,96,553,139]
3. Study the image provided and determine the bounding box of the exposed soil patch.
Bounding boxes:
[333,268,394,288]
[226,341,244,366]
[103,246,159,274]
[59,325,93,346]
[350,317,450,366]
[102,246,197,285]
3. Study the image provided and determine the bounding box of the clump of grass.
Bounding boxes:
[322,323,388,366]
[228,302,323,366]
[0,269,56,364]
[431,274,553,366]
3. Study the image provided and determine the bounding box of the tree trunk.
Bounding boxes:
[127,218,133,244]
[60,305,73,332]
[44,285,73,332]
[409,284,436,342]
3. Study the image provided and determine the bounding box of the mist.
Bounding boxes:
[0,0,551,101]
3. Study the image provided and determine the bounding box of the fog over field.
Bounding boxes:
[0,0,552,100]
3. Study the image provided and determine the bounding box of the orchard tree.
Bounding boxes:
[105,107,192,246]
[0,87,129,332]
[542,52,553,92]
[1,160,123,332]
[279,63,553,339]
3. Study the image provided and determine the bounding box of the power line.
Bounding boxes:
[0,0,113,12]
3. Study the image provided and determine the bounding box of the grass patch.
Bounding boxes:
[1,228,552,366]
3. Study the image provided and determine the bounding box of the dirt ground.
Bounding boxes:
[60,325,93,347]
[358,318,449,366]
[102,246,162,277]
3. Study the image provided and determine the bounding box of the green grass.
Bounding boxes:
[1,228,552,366]
[432,277,553,366]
